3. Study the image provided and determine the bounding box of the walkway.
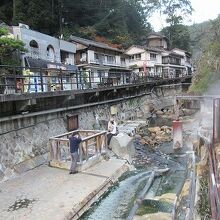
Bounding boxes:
[0,158,128,220]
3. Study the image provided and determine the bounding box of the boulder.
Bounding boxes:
[156,110,164,116]
[134,134,142,140]
[109,133,135,162]
[154,193,176,203]
[148,127,161,133]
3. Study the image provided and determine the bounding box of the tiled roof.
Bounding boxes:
[125,45,165,53]
[69,35,123,52]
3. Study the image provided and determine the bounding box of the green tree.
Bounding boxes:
[161,24,190,50]
[0,0,192,48]
[143,0,193,50]
[0,0,13,24]
[0,27,26,65]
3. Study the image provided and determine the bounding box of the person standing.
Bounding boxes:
[69,133,82,174]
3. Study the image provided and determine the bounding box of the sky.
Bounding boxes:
[149,0,220,31]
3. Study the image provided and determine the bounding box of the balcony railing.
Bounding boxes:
[0,65,191,95]
[89,59,123,67]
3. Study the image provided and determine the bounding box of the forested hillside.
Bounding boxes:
[189,20,214,59]
[189,15,220,94]
[0,0,192,48]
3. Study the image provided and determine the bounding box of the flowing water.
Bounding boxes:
[80,171,152,220]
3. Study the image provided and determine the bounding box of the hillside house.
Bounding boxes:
[125,45,163,76]
[69,36,131,87]
[12,24,78,92]
[125,33,192,78]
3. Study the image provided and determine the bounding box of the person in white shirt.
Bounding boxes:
[107,118,117,148]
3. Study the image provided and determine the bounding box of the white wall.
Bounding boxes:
[87,50,94,63]
[125,46,145,55]
[13,27,76,64]
[115,55,120,65]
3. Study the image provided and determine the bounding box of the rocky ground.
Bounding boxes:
[126,106,197,220]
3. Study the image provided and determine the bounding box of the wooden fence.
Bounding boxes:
[49,130,107,167]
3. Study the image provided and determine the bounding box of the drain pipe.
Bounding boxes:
[127,171,155,220]
[127,168,170,220]
[186,151,196,220]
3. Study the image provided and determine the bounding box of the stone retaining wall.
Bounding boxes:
[0,89,177,181]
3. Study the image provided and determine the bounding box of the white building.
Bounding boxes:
[69,36,131,86]
[125,45,163,76]
[125,33,192,78]
[12,24,78,92]
[13,24,77,67]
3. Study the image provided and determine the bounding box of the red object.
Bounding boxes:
[173,120,183,149]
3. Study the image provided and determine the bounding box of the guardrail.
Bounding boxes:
[49,130,107,166]
[198,110,220,219]
[0,65,192,94]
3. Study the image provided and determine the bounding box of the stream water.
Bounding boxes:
[81,143,189,220]
[81,171,152,220]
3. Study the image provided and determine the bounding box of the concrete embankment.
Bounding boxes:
[0,158,129,220]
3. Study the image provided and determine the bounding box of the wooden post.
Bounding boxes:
[57,141,61,160]
[79,143,83,164]
[49,140,53,161]
[95,136,99,155]
[85,140,89,161]
[99,135,102,153]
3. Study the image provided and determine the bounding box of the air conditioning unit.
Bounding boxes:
[19,23,30,29]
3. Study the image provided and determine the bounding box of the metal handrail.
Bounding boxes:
[0,65,192,95]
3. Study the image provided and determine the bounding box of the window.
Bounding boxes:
[95,53,99,60]
[130,55,134,61]
[29,40,38,48]
[121,57,126,66]
[29,40,39,58]
[97,70,105,78]
[136,53,141,60]
[170,57,181,65]
[47,45,55,62]
[150,53,157,60]
[94,53,105,63]
[107,55,115,64]
[162,57,169,64]
[130,54,141,62]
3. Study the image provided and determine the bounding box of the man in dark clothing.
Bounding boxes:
[69,133,82,174]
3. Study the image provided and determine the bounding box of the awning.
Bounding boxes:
[25,57,78,72]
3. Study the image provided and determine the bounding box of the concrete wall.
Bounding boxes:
[13,26,76,63]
